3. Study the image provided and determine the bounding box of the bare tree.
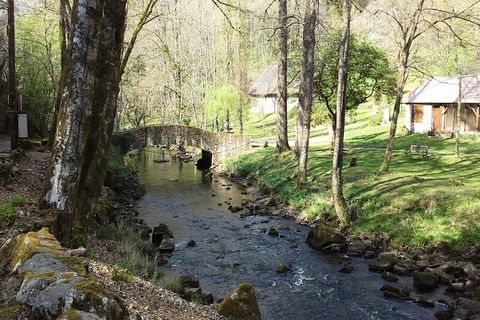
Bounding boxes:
[276,0,290,152]
[297,0,317,184]
[332,0,352,227]
[378,0,426,174]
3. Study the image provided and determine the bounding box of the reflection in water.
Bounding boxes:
[136,149,436,320]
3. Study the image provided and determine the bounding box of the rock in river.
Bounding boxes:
[152,223,173,246]
[413,271,440,293]
[218,283,261,320]
[305,225,346,253]
[267,226,279,237]
[159,236,175,253]
[368,252,397,273]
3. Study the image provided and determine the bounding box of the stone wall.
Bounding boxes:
[113,125,251,164]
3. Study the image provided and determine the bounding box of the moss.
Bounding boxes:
[45,209,59,227]
[63,272,76,281]
[59,308,81,320]
[0,304,24,320]
[73,278,114,300]
[23,271,56,280]
[218,283,261,320]
[7,228,65,272]
[72,278,129,318]
[56,256,87,276]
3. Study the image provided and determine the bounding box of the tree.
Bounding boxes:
[48,0,70,147]
[276,0,290,153]
[366,0,480,173]
[331,0,352,228]
[42,0,127,244]
[17,5,60,138]
[378,0,426,174]
[204,85,248,131]
[296,0,317,185]
[312,33,396,141]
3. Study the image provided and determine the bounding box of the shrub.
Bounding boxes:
[112,265,134,283]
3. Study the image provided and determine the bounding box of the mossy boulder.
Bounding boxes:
[30,276,129,320]
[1,229,130,320]
[306,225,346,253]
[0,228,65,273]
[218,283,261,320]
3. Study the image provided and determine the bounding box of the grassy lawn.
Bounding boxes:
[227,105,480,249]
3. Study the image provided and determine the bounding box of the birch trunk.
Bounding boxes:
[276,0,290,153]
[297,0,317,184]
[42,0,127,244]
[332,0,351,227]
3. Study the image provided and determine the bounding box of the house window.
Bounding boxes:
[413,105,424,123]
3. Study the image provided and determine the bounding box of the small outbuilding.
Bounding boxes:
[247,64,298,114]
[404,76,480,136]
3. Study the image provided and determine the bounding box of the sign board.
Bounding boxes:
[18,113,28,138]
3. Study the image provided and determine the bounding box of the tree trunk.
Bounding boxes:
[379,0,425,173]
[42,0,127,245]
[276,0,290,153]
[379,57,408,173]
[297,0,317,185]
[48,0,70,148]
[456,76,462,159]
[7,0,18,150]
[332,0,352,228]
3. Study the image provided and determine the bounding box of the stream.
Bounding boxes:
[136,148,438,320]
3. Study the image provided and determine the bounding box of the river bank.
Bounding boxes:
[131,148,444,319]
[0,148,224,320]
[221,148,480,319]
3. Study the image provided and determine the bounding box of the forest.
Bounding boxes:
[0,0,480,319]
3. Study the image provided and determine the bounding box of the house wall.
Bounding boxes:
[405,104,432,133]
[405,104,480,134]
[250,97,298,114]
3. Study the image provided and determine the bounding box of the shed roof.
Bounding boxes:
[248,64,278,98]
[406,76,480,104]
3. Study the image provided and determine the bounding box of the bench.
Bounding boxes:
[407,145,429,160]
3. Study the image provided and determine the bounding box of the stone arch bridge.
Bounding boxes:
[112,125,251,165]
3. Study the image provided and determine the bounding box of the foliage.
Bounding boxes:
[104,146,138,196]
[204,85,249,131]
[311,33,397,126]
[16,8,60,137]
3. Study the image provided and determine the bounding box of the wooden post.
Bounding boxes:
[455,76,461,159]
[7,0,18,150]
[476,106,480,132]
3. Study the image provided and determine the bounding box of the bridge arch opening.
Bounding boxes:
[196,149,212,170]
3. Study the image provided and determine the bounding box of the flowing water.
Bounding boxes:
[136,149,439,320]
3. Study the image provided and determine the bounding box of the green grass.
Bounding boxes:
[96,225,165,282]
[0,195,25,225]
[226,104,480,250]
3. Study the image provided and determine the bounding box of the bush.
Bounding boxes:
[112,265,134,283]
